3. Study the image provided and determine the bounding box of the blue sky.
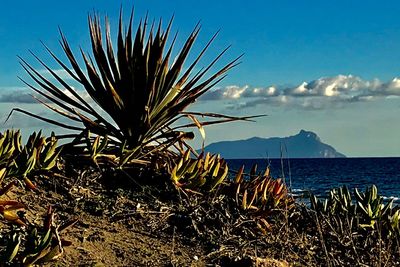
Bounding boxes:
[1,1,400,156]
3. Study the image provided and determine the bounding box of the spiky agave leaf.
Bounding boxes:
[15,8,259,161]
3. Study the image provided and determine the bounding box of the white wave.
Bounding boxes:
[382,196,400,201]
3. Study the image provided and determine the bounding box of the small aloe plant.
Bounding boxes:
[169,149,229,192]
[354,185,393,229]
[0,130,21,166]
[310,184,397,234]
[234,164,293,213]
[389,209,400,236]
[0,130,62,189]
[82,131,111,165]
[311,186,356,216]
[2,206,77,265]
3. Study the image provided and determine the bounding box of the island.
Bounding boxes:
[202,129,346,159]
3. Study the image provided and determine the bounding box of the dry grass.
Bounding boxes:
[0,157,399,266]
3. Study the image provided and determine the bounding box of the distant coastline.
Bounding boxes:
[201,130,346,159]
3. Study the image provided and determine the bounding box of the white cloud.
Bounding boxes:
[202,75,400,110]
[0,91,36,103]
[0,86,91,104]
[4,74,400,110]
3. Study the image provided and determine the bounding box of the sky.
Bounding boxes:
[1,0,400,157]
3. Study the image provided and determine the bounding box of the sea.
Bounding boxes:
[226,157,400,203]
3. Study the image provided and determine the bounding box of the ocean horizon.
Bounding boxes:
[226,157,400,202]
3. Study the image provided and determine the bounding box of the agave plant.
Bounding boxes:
[170,149,228,192]
[14,9,259,162]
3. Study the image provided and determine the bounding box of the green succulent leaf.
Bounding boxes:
[4,233,21,263]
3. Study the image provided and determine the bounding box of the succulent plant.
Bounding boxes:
[2,206,77,265]
[310,184,398,236]
[3,232,21,263]
[0,130,62,189]
[170,149,228,192]
[80,131,114,166]
[0,130,73,265]
[13,8,262,167]
[0,130,21,167]
[354,185,393,229]
[389,208,400,236]
[311,186,356,216]
[234,164,293,214]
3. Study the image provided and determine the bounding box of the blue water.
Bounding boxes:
[226,158,400,201]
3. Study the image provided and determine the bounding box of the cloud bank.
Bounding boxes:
[0,91,37,103]
[3,74,400,110]
[0,87,92,104]
[202,75,400,110]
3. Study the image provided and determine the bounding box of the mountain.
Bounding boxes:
[202,130,346,159]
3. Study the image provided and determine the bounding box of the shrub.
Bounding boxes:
[311,185,396,235]
[14,8,254,164]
